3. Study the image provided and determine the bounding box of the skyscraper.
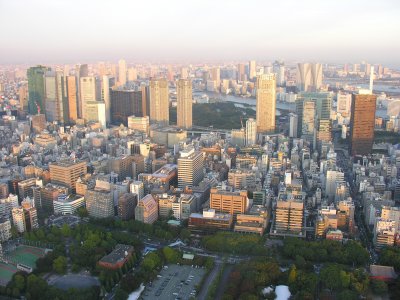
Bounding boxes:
[237,63,246,81]
[245,118,257,146]
[296,63,322,92]
[27,65,48,115]
[249,60,256,80]
[44,71,67,123]
[66,76,78,122]
[149,79,169,125]
[273,60,285,86]
[49,160,87,192]
[256,74,276,133]
[178,147,204,189]
[350,93,377,156]
[101,75,111,124]
[110,90,143,125]
[80,76,97,121]
[177,79,193,129]
[118,59,127,86]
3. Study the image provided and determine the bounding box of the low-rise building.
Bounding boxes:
[98,244,134,270]
[53,194,85,215]
[188,209,233,233]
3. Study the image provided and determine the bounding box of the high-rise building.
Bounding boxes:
[80,76,97,121]
[245,118,257,146]
[273,60,285,86]
[130,181,144,200]
[127,67,137,82]
[0,217,11,242]
[118,193,137,221]
[296,63,322,92]
[101,75,111,124]
[337,92,352,117]
[31,114,46,133]
[237,63,246,81]
[178,147,204,189]
[135,194,158,224]
[12,207,26,233]
[350,93,377,156]
[110,90,143,125]
[66,76,78,122]
[44,71,67,122]
[256,74,276,133]
[289,113,298,138]
[118,59,127,86]
[210,67,220,88]
[49,160,87,192]
[177,79,193,129]
[86,188,114,218]
[27,65,49,115]
[19,84,28,111]
[149,79,169,125]
[249,60,256,80]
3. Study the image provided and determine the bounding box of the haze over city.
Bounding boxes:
[1,0,400,65]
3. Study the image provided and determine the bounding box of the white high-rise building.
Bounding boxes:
[118,59,127,86]
[178,147,204,189]
[12,207,26,233]
[249,60,256,80]
[101,75,111,124]
[80,76,97,121]
[296,63,322,92]
[245,118,257,146]
[177,79,193,129]
[130,181,144,200]
[336,93,352,117]
[289,113,298,138]
[326,170,344,200]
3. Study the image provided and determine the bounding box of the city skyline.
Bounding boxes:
[1,0,400,66]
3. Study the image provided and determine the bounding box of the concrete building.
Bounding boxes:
[337,92,352,117]
[256,73,276,133]
[12,207,26,233]
[178,147,204,189]
[149,79,169,125]
[245,118,257,146]
[130,181,144,200]
[53,194,85,215]
[177,79,193,129]
[110,90,143,125]
[296,63,322,92]
[85,188,114,218]
[80,76,97,121]
[118,193,137,221]
[135,194,158,224]
[210,187,248,216]
[118,59,127,86]
[49,160,87,192]
[66,76,79,122]
[188,209,233,233]
[128,115,149,134]
[0,217,11,242]
[350,93,377,156]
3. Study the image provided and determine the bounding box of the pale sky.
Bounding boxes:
[0,0,399,66]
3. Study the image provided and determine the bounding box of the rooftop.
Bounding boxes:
[99,244,134,265]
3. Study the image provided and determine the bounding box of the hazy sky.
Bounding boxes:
[1,0,399,66]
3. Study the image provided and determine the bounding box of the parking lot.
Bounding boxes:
[142,264,205,300]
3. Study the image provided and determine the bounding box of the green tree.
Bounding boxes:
[288,265,297,285]
[61,223,71,237]
[115,288,129,300]
[371,279,388,295]
[14,274,25,291]
[162,247,179,264]
[53,256,68,274]
[320,264,342,292]
[26,274,48,300]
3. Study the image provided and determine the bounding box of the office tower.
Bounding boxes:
[130,181,144,200]
[249,60,256,80]
[44,70,67,122]
[12,208,26,233]
[101,75,111,124]
[18,178,37,201]
[127,67,137,82]
[110,90,143,125]
[49,160,87,192]
[118,193,137,221]
[178,147,204,189]
[149,79,169,125]
[289,113,298,138]
[210,67,220,88]
[19,84,28,111]
[337,92,352,117]
[326,170,344,200]
[296,63,322,92]
[118,59,127,86]
[256,74,276,133]
[210,187,248,216]
[135,194,158,224]
[296,92,332,138]
[301,100,316,142]
[245,118,257,146]
[80,76,97,120]
[237,63,246,81]
[85,101,106,128]
[317,119,332,143]
[0,183,9,199]
[387,100,400,117]
[79,64,89,77]
[0,218,11,242]
[369,66,375,93]
[86,189,114,218]
[66,76,78,121]
[231,129,245,146]
[27,65,49,114]
[128,115,149,134]
[141,84,150,117]
[22,203,39,231]
[228,169,256,190]
[274,198,304,234]
[273,60,285,86]
[350,93,377,156]
[177,79,193,129]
